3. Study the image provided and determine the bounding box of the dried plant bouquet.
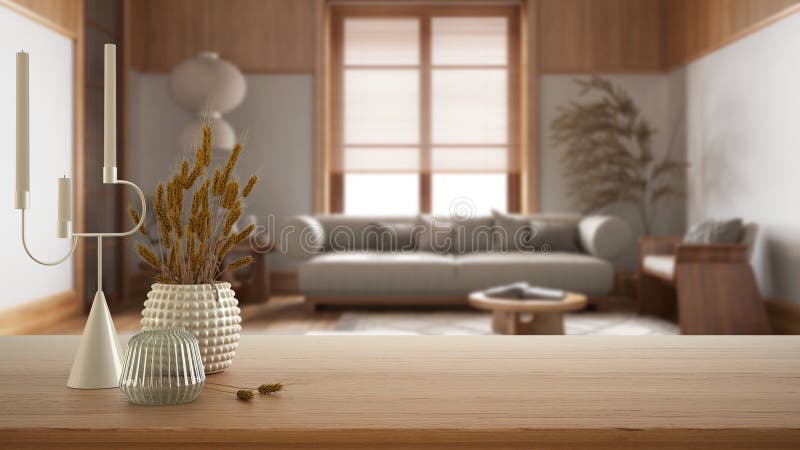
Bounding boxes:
[130,125,258,284]
[551,76,686,234]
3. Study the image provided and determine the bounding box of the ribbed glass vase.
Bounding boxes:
[120,328,205,405]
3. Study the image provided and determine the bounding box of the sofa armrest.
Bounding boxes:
[640,236,682,257]
[675,244,748,263]
[578,215,632,260]
[285,215,325,261]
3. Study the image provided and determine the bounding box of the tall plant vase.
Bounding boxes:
[140,283,241,374]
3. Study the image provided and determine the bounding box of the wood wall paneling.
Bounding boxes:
[208,0,316,73]
[73,0,86,310]
[663,0,800,69]
[313,0,329,213]
[83,0,124,308]
[522,0,537,212]
[3,0,81,37]
[85,0,120,33]
[122,0,134,307]
[538,0,800,73]
[538,0,663,73]
[129,0,317,73]
[130,0,204,72]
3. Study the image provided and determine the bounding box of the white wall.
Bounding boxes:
[681,11,800,302]
[538,74,687,269]
[0,7,74,309]
[127,72,314,270]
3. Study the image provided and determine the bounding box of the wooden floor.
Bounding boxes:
[31,295,638,335]
[38,296,342,335]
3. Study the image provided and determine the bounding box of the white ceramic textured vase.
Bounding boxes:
[140,283,241,374]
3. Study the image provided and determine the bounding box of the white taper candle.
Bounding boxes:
[16,51,30,209]
[103,43,117,183]
[57,177,72,238]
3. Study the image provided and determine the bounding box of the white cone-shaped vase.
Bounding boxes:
[66,291,123,389]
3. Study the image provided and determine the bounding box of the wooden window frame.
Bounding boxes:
[328,3,523,214]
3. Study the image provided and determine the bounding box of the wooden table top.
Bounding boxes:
[1,335,799,449]
[468,290,587,313]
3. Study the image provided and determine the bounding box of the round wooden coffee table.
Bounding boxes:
[468,291,587,335]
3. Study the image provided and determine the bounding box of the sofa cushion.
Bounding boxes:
[417,215,454,253]
[374,222,418,252]
[299,252,460,295]
[578,215,631,260]
[454,252,614,296]
[451,216,494,254]
[684,218,744,244]
[284,215,325,260]
[492,211,580,252]
[491,210,538,251]
[535,220,580,253]
[316,215,419,251]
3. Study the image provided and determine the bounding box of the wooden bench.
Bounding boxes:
[638,236,771,334]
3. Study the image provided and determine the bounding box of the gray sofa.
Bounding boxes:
[285,213,632,310]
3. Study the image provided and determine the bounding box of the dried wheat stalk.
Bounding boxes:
[131,124,259,284]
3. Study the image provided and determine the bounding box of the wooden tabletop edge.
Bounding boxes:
[3,426,800,442]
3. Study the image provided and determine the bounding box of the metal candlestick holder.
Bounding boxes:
[17,172,146,390]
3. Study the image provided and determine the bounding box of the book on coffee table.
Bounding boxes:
[484,282,565,300]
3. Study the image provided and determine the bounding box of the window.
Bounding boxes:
[330,5,520,216]
[344,174,420,215]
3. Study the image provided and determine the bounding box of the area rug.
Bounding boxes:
[307,311,679,335]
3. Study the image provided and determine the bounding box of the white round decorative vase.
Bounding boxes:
[140,283,241,374]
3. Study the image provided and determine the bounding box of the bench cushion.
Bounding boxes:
[642,255,675,280]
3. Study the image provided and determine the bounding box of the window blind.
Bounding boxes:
[333,13,518,174]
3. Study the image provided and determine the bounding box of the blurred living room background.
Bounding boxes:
[1,0,799,336]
